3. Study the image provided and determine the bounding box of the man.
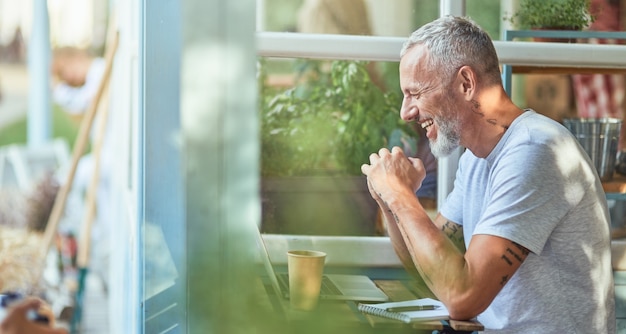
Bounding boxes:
[361,16,615,333]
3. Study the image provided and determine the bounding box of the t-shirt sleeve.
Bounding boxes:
[473,143,577,254]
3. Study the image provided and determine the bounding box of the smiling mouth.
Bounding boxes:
[420,119,434,131]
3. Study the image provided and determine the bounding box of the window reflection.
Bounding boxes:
[258,0,501,40]
[258,58,437,236]
[259,0,437,37]
[466,0,502,40]
[257,0,504,236]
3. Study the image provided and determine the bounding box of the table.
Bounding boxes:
[259,276,484,333]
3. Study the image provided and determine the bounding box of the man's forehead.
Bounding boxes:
[400,44,429,70]
[400,46,434,85]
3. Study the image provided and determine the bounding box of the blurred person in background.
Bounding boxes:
[51,47,105,118]
[50,46,111,292]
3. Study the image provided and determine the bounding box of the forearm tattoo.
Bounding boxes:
[377,192,432,285]
[379,193,400,224]
[392,211,399,224]
[441,221,463,246]
[499,241,529,286]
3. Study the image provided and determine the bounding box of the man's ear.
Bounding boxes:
[457,66,476,100]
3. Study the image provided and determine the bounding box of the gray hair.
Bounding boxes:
[400,16,502,86]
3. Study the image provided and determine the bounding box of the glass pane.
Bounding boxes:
[259,57,438,236]
[259,0,503,39]
[257,0,505,237]
[259,0,504,39]
[259,0,438,37]
[466,0,502,40]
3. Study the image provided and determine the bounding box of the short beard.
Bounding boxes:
[428,95,461,158]
[429,117,461,158]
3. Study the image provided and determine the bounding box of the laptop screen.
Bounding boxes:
[254,228,285,299]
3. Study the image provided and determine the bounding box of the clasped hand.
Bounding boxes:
[361,147,425,205]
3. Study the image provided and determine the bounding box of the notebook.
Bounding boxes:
[255,228,389,302]
[358,297,448,323]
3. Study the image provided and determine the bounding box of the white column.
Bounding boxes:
[500,0,518,34]
[107,0,141,331]
[256,0,265,31]
[436,0,465,209]
[439,0,465,16]
[27,0,51,146]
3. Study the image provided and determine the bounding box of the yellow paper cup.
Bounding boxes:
[287,250,326,311]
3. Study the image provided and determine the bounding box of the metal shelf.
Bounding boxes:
[501,30,626,201]
[501,30,626,96]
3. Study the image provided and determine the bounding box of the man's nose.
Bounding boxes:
[400,99,417,122]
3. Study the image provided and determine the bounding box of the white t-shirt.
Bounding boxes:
[440,110,615,333]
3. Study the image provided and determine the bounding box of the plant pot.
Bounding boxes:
[261,176,379,236]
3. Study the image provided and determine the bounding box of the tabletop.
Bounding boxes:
[258,275,484,333]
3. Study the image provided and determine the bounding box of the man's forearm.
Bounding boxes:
[380,207,436,298]
[387,193,470,305]
[380,206,420,278]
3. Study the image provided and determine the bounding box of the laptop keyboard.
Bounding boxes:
[320,275,343,296]
[278,273,343,296]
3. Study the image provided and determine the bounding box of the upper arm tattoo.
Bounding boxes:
[501,242,529,266]
[499,241,529,286]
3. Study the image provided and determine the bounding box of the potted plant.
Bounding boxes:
[505,0,595,42]
[258,59,415,236]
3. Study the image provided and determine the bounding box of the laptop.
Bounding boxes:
[255,228,389,302]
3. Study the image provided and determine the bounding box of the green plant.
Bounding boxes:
[259,59,415,177]
[505,0,595,30]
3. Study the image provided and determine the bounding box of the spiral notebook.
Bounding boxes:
[357,298,448,323]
